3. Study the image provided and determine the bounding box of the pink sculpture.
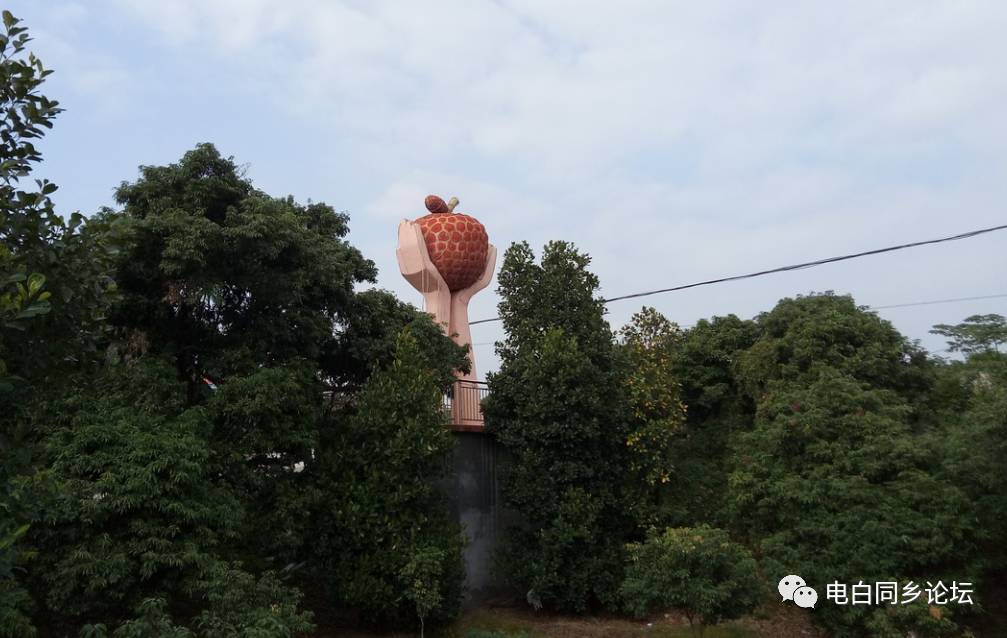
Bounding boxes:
[397,195,496,383]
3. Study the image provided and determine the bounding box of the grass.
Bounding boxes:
[319,603,819,638]
[429,608,761,638]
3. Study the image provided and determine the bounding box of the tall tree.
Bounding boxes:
[105,144,374,566]
[110,143,376,391]
[616,307,687,525]
[106,144,466,560]
[483,241,632,612]
[728,294,975,637]
[16,141,468,633]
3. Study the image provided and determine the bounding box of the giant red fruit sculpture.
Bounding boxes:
[416,195,489,291]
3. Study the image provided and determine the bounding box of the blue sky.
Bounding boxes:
[9,1,1007,376]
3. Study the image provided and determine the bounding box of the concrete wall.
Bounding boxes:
[443,430,512,601]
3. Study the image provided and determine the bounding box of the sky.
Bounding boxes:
[8,1,1006,377]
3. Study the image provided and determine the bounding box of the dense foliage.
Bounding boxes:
[307,330,465,629]
[643,293,1007,637]
[483,244,688,612]
[1,11,119,636]
[483,241,632,612]
[620,525,760,636]
[487,278,1004,636]
[660,314,758,528]
[0,13,468,635]
[617,307,687,513]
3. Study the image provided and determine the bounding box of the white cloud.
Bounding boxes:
[107,2,1007,173]
[14,0,1007,372]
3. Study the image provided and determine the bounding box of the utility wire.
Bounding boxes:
[468,295,1007,346]
[867,293,1007,311]
[469,223,1007,326]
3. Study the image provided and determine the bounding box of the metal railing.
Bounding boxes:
[443,380,489,430]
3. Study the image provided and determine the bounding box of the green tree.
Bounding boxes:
[660,314,759,528]
[931,314,1007,354]
[727,295,975,636]
[932,346,1007,634]
[21,358,312,635]
[106,143,466,568]
[110,143,375,392]
[1,12,118,636]
[310,329,464,628]
[400,546,449,638]
[81,145,369,591]
[617,307,687,525]
[734,293,933,400]
[728,368,973,635]
[620,526,760,637]
[483,241,632,612]
[13,140,467,632]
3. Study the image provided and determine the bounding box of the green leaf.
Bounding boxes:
[26,271,45,294]
[0,523,30,549]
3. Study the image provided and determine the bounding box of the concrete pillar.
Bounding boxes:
[443,430,512,601]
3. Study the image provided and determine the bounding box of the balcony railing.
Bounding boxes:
[443,380,489,431]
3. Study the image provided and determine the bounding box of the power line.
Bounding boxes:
[470,223,1007,326]
[469,295,1006,348]
[867,293,1007,311]
[471,292,1006,348]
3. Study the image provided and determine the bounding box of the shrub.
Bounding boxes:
[620,526,760,637]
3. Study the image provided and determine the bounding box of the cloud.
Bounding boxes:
[107,2,1007,179]
[21,6,136,117]
[15,0,1007,372]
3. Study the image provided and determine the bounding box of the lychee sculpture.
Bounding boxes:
[416,195,489,291]
[396,195,496,385]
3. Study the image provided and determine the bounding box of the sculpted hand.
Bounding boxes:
[449,244,496,381]
[396,219,448,295]
[453,243,497,306]
[396,219,450,325]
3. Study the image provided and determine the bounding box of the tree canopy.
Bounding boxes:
[931,313,1007,354]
